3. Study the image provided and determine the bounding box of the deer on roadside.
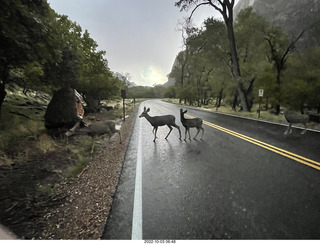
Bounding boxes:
[139,107,181,142]
[180,109,204,141]
[65,120,122,153]
[284,109,309,135]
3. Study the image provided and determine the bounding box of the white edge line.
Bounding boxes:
[131,116,143,240]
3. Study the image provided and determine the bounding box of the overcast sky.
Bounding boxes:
[47,0,230,86]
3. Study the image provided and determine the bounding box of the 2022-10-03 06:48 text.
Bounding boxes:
[144,240,176,243]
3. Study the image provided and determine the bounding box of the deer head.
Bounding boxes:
[180,109,187,117]
[139,107,150,118]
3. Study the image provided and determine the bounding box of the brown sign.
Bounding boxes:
[121,89,126,99]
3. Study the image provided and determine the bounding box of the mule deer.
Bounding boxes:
[139,107,181,142]
[284,110,309,135]
[180,109,204,140]
[65,120,121,153]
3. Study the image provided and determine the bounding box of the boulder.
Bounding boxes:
[44,88,84,129]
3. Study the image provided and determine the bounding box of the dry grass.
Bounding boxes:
[37,134,57,153]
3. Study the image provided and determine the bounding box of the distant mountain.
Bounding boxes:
[163,77,176,88]
[234,0,320,48]
[163,57,180,87]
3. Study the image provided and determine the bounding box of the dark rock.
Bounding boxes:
[44,88,81,129]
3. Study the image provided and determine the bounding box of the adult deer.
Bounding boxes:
[139,107,181,142]
[65,120,121,153]
[284,109,309,135]
[180,109,204,140]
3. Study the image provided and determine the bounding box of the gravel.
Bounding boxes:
[36,104,139,239]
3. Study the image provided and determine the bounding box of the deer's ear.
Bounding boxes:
[184,110,188,113]
[143,107,146,111]
[147,108,150,112]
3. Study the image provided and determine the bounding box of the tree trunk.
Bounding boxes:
[237,83,251,111]
[84,95,101,113]
[275,70,282,115]
[217,88,223,107]
[275,104,280,115]
[0,82,7,120]
[232,90,238,110]
[0,65,9,120]
[224,12,250,112]
[245,78,255,111]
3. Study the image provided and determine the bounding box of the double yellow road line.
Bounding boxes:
[186,114,320,171]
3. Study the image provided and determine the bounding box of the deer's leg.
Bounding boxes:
[66,120,82,136]
[184,127,188,141]
[91,142,95,154]
[188,128,191,140]
[69,120,81,132]
[165,125,173,139]
[173,124,182,140]
[194,127,200,139]
[90,136,97,154]
[200,127,204,140]
[115,130,122,144]
[284,124,292,135]
[301,123,307,135]
[153,127,158,142]
[152,127,158,140]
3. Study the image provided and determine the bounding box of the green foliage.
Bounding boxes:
[283,47,320,109]
[0,0,59,70]
[0,95,46,153]
[0,0,122,118]
[164,86,177,98]
[128,85,166,99]
[169,5,320,112]
[235,8,268,86]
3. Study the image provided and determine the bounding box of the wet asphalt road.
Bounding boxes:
[102,99,320,240]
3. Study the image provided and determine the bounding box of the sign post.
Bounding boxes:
[121,89,126,121]
[258,89,264,118]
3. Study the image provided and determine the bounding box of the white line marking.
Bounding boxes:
[131,117,143,239]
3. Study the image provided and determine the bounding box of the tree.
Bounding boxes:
[43,15,83,90]
[284,47,320,112]
[164,85,177,98]
[264,26,304,114]
[175,0,250,111]
[0,0,60,118]
[202,18,231,108]
[10,61,45,95]
[234,8,270,110]
[0,0,122,120]
[42,15,120,112]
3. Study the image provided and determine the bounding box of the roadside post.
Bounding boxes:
[258,89,264,118]
[121,89,126,121]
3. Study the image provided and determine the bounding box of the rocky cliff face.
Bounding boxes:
[234,0,320,48]
[163,54,181,87]
[166,0,319,86]
[234,0,256,15]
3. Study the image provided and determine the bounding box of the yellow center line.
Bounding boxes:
[185,114,320,171]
